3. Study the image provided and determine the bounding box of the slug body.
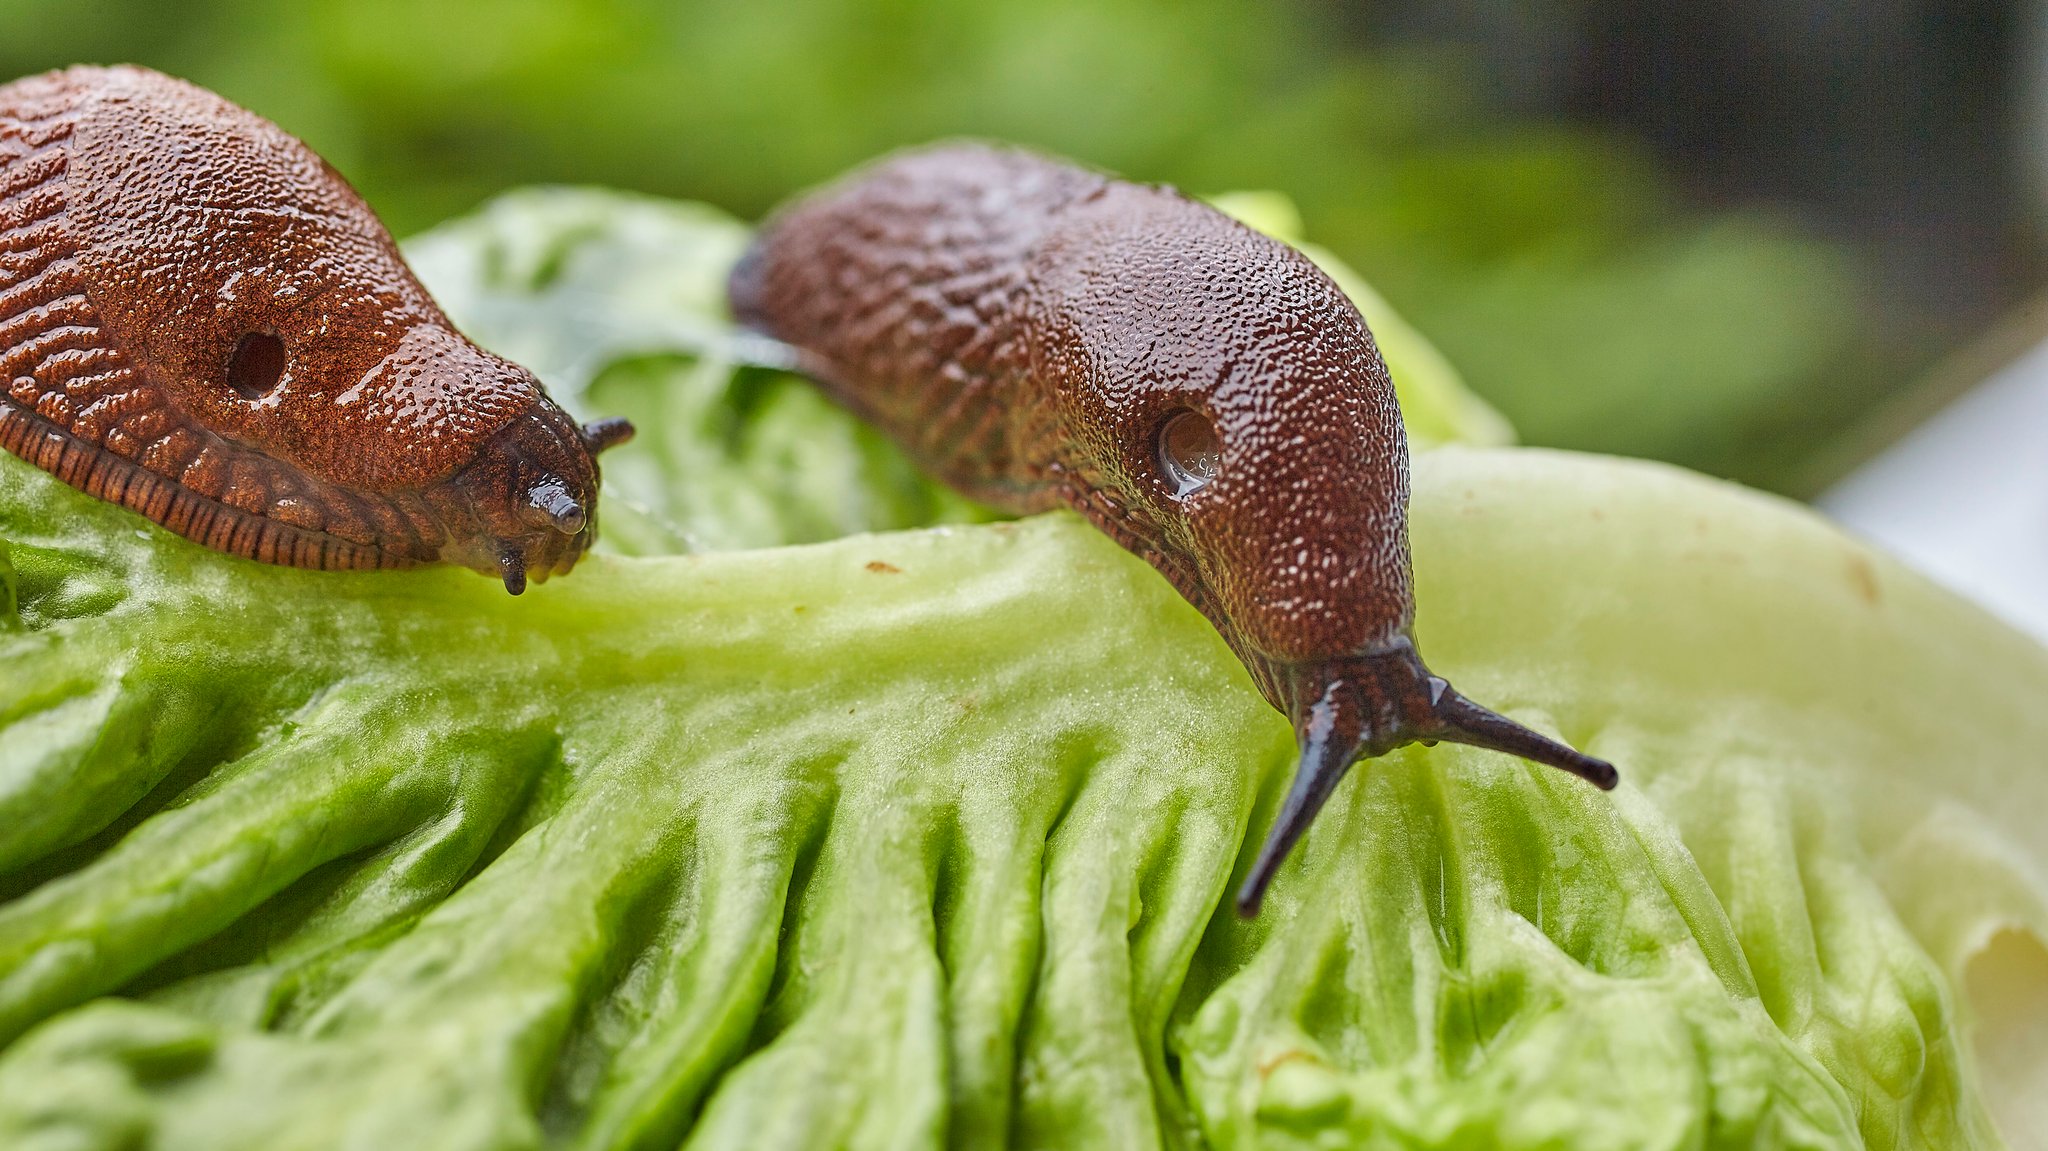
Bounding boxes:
[730,144,1617,913]
[0,66,630,593]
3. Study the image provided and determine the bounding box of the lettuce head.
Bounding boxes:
[0,188,2041,1151]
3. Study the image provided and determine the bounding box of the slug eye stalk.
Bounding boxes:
[1235,641,1615,917]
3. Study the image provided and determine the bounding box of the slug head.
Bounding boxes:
[52,66,632,589]
[357,332,632,594]
[1029,183,1613,914]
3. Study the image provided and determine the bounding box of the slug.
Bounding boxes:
[729,144,1618,915]
[0,66,631,594]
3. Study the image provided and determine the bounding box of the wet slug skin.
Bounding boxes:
[0,65,631,594]
[729,143,1617,913]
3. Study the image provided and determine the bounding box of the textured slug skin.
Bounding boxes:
[731,144,1616,913]
[729,144,1412,698]
[0,65,626,591]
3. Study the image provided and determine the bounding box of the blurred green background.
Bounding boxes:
[1,0,2031,494]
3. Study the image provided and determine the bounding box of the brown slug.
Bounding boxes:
[729,144,1618,915]
[0,65,631,594]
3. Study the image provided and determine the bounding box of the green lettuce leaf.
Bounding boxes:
[0,190,2040,1151]
[0,539,16,626]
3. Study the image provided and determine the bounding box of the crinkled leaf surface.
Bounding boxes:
[0,191,2042,1151]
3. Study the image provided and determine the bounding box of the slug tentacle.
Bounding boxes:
[580,417,636,453]
[524,481,587,535]
[1427,689,1618,788]
[1237,677,1358,918]
[498,548,528,596]
[1236,640,1616,915]
[734,142,1619,915]
[0,65,629,591]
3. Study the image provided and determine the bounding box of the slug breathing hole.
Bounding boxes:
[226,332,287,400]
[1158,409,1221,498]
